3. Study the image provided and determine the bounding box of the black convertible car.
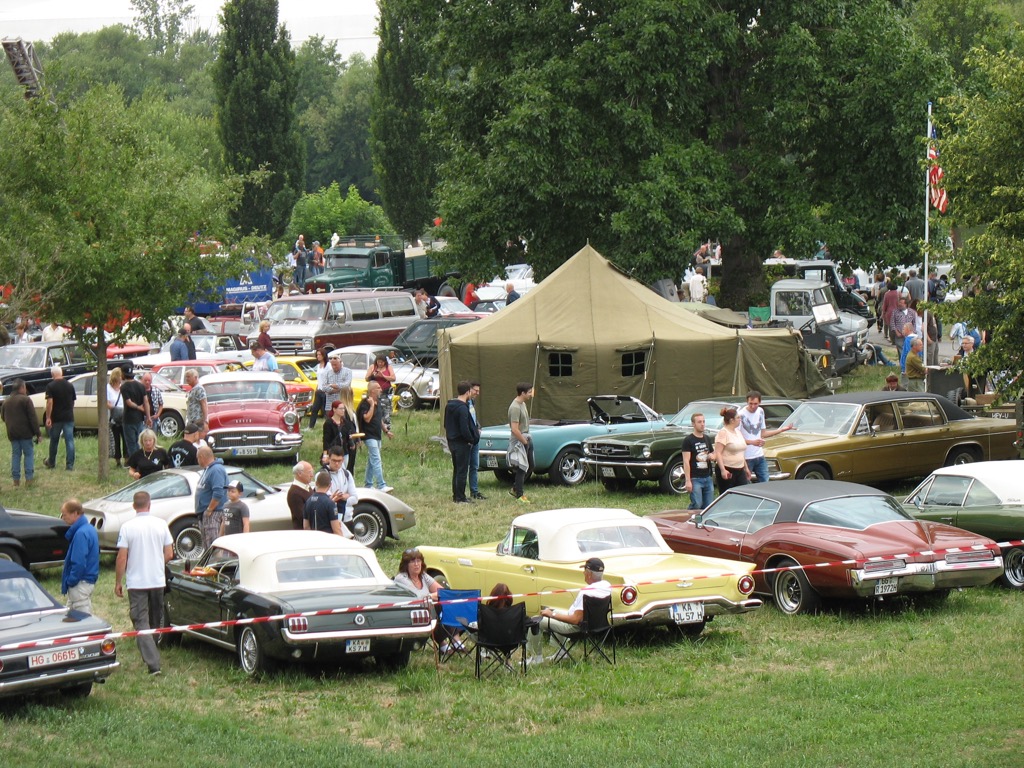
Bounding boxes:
[0,504,68,571]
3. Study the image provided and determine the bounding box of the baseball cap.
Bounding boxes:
[227,480,243,492]
[582,557,605,573]
[184,423,200,435]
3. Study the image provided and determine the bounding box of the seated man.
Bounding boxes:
[538,557,611,636]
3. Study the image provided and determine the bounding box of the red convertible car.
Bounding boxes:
[650,480,1003,614]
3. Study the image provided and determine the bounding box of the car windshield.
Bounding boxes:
[275,554,375,584]
[0,574,61,616]
[206,380,287,403]
[591,398,659,424]
[0,346,46,369]
[235,470,275,496]
[781,402,861,435]
[669,402,725,430]
[105,472,192,503]
[799,495,912,530]
[325,254,371,270]
[575,525,660,554]
[396,322,444,345]
[150,373,182,393]
[265,300,328,323]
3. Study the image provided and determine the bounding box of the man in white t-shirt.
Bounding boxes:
[739,390,794,484]
[539,557,612,636]
[689,267,708,303]
[114,490,174,676]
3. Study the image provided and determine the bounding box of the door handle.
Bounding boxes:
[939,517,953,524]
[728,537,741,544]
[523,566,535,574]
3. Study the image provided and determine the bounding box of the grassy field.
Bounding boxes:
[4,364,1022,767]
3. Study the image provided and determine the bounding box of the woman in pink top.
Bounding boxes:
[714,407,751,492]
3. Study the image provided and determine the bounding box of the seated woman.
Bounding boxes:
[126,429,170,480]
[394,548,450,647]
[487,582,513,611]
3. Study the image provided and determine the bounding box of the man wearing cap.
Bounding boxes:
[220,480,251,536]
[539,557,612,635]
[250,342,278,372]
[881,374,906,392]
[168,423,201,467]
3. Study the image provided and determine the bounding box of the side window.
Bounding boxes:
[350,300,380,322]
[217,337,235,351]
[866,403,897,432]
[379,296,416,318]
[703,494,766,533]
[896,400,942,429]
[964,480,1000,507]
[763,405,793,429]
[621,351,647,377]
[774,291,808,317]
[547,353,573,378]
[330,301,347,323]
[923,475,971,506]
[374,251,390,268]
[65,345,90,365]
[48,348,69,367]
[510,527,539,560]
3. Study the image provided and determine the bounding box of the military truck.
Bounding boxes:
[765,258,873,325]
[304,236,450,295]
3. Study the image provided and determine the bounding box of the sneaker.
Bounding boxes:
[516,495,531,504]
[43,459,54,469]
[381,485,394,494]
[454,498,474,504]
[149,669,162,677]
[471,492,487,500]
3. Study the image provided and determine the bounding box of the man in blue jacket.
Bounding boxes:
[444,380,480,504]
[195,446,229,549]
[60,498,100,614]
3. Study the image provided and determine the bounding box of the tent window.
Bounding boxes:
[547,352,573,377]
[621,351,646,377]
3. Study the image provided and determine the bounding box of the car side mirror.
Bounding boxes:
[496,541,507,556]
[693,514,705,529]
[910,495,923,510]
[255,490,266,501]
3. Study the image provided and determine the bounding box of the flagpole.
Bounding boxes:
[924,102,932,369]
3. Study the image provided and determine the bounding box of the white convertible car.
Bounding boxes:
[83,467,416,557]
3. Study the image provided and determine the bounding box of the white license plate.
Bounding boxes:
[345,638,371,654]
[600,466,616,478]
[233,446,259,456]
[28,647,80,668]
[484,456,498,468]
[670,602,705,624]
[874,577,898,595]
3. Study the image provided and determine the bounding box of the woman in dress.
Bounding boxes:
[714,407,751,492]
[107,367,127,468]
[126,429,169,480]
[307,346,330,430]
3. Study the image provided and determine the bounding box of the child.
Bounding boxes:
[304,471,352,538]
[220,480,251,536]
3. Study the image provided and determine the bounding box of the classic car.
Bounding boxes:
[128,332,253,370]
[328,345,441,410]
[238,358,316,415]
[583,397,800,494]
[417,507,761,636]
[0,560,118,699]
[763,391,1017,483]
[150,359,240,388]
[28,371,188,439]
[904,461,1024,589]
[650,480,1003,615]
[0,504,68,571]
[392,316,484,367]
[0,340,133,401]
[82,466,417,557]
[200,371,303,460]
[163,531,434,676]
[479,395,668,486]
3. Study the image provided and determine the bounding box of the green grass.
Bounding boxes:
[3,363,1020,767]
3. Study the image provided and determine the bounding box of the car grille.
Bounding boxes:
[273,337,308,355]
[586,443,632,458]
[212,430,281,449]
[290,392,313,407]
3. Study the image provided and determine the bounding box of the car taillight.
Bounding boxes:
[738,575,755,595]
[620,586,638,606]
[101,639,116,656]
[411,609,432,625]
[288,616,308,633]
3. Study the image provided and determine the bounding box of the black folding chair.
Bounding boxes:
[550,595,615,665]
[473,602,529,679]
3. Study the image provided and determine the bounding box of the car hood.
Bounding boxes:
[0,610,112,642]
[209,403,290,428]
[586,426,689,447]
[763,431,841,451]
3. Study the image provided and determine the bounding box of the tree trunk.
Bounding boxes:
[95,337,109,483]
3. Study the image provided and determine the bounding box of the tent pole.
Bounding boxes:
[530,340,541,413]
[732,333,743,396]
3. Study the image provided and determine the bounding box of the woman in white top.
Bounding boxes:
[307,347,331,430]
[714,407,751,492]
[107,367,127,467]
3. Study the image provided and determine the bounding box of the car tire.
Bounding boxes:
[0,545,23,567]
[1000,547,1024,590]
[62,682,93,698]
[659,457,687,495]
[376,650,412,671]
[946,387,964,407]
[157,412,185,439]
[795,463,832,481]
[770,557,822,615]
[549,447,587,486]
[237,626,273,677]
[169,516,205,561]
[395,385,419,410]
[944,446,980,467]
[350,503,388,549]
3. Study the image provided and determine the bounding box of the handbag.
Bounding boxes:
[110,392,124,426]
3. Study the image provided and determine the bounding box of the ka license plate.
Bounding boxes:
[600,466,616,478]
[874,577,898,595]
[484,456,498,468]
[28,647,80,668]
[345,638,371,654]
[670,602,705,625]
[233,446,259,456]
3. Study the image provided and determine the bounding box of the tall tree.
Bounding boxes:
[213,0,304,238]
[132,0,196,55]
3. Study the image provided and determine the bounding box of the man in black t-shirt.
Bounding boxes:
[120,375,149,454]
[303,471,345,535]
[44,365,77,470]
[681,413,716,510]
[168,423,201,467]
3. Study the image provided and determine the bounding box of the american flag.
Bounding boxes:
[928,143,948,214]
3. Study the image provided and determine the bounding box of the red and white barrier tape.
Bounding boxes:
[3,538,1018,652]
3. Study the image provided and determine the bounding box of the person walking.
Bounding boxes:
[445,380,479,503]
[114,490,173,676]
[44,365,76,471]
[714,407,751,492]
[1,378,41,486]
[60,499,99,614]
[507,382,534,502]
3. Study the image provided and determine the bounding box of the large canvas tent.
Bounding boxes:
[438,245,828,426]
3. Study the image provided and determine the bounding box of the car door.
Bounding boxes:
[171,547,238,646]
[893,399,948,476]
[72,374,100,430]
[63,343,94,377]
[487,526,541,612]
[849,402,906,482]
[678,493,768,562]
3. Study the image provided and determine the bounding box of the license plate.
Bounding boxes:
[345,638,371,654]
[484,456,498,468]
[233,446,259,456]
[28,647,80,668]
[874,577,898,595]
[600,466,616,478]
[670,602,705,624]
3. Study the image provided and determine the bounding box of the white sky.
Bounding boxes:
[0,0,379,60]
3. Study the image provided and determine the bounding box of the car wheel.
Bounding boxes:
[795,463,832,481]
[237,626,273,677]
[946,387,964,407]
[158,412,185,439]
[395,385,419,410]
[376,650,412,671]
[770,558,822,615]
[944,446,979,466]
[62,682,93,698]
[427,571,449,588]
[659,458,687,495]
[0,546,23,567]
[1000,547,1024,590]
[549,447,587,486]
[350,503,387,549]
[169,517,205,561]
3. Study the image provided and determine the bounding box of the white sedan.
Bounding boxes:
[83,467,417,558]
[328,344,440,410]
[129,333,254,370]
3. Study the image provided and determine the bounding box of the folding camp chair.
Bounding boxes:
[472,603,529,679]
[550,595,615,665]
[435,588,479,665]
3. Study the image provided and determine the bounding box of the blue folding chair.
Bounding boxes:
[435,588,479,665]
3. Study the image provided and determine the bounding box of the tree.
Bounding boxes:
[213,0,304,239]
[372,0,440,242]
[132,0,197,55]
[396,0,946,306]
[288,182,393,246]
[0,85,250,480]
[937,46,1024,395]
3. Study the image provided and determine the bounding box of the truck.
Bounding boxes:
[765,258,873,326]
[304,236,452,296]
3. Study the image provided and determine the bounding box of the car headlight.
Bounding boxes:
[642,447,651,458]
[583,444,593,455]
[302,339,312,351]
[283,411,299,426]
[206,435,217,448]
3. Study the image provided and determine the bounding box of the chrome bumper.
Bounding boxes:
[615,596,762,625]
[0,660,119,695]
[849,559,1003,597]
[283,621,437,643]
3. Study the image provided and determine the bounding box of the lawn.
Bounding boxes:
[4,364,1021,767]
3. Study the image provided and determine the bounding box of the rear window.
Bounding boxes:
[575,525,659,553]
[275,554,375,584]
[379,296,416,318]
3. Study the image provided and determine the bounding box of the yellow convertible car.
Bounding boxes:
[418,508,761,635]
